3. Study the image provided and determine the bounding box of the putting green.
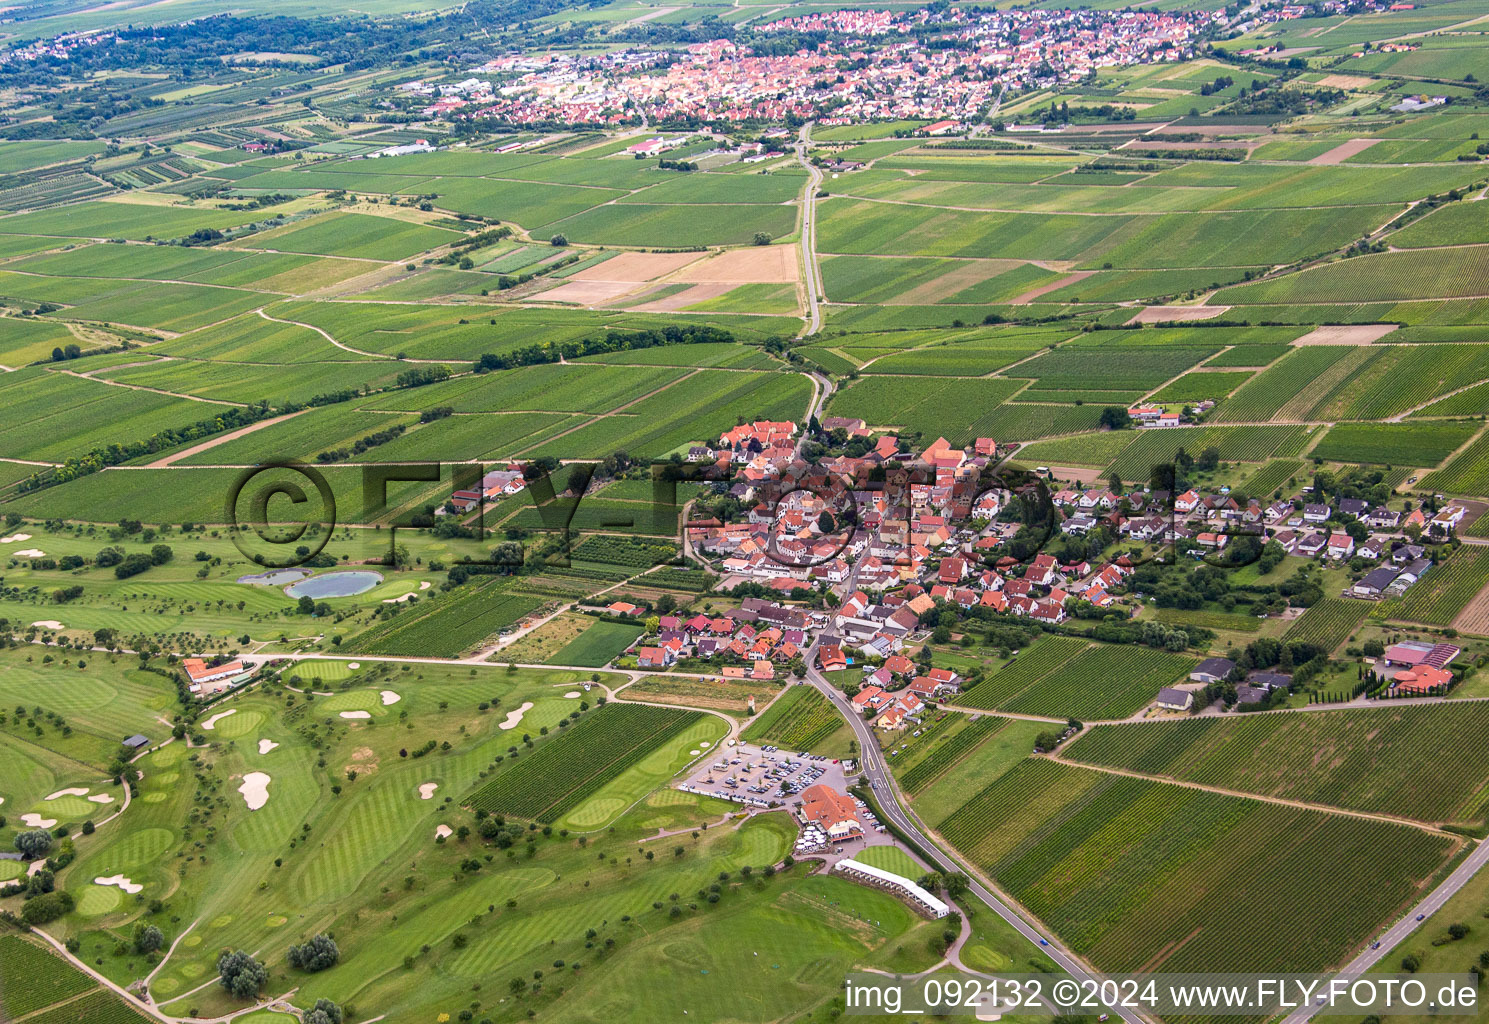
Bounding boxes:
[961,941,1012,971]
[76,885,123,916]
[0,859,24,881]
[320,690,382,714]
[213,709,264,738]
[35,795,94,819]
[151,744,185,767]
[289,660,352,681]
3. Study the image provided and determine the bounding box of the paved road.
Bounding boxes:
[1281,835,1489,1024]
[794,122,825,337]
[802,651,1155,1024]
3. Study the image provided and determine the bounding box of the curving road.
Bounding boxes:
[802,649,1155,1024]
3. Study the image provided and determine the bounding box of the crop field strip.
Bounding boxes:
[1062,701,1489,823]
[900,716,1006,795]
[468,703,700,822]
[952,635,1191,720]
[340,577,542,657]
[936,759,1457,975]
[1282,597,1370,653]
[741,685,843,751]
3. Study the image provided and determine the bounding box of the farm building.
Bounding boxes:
[1155,687,1194,711]
[182,658,254,694]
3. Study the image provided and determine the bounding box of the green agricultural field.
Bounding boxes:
[1309,421,1480,467]
[1282,597,1371,653]
[1107,425,1310,481]
[1147,370,1254,403]
[548,619,644,667]
[467,702,701,821]
[1423,431,1489,496]
[1377,544,1489,627]
[0,935,97,1018]
[1064,701,1489,823]
[826,375,1093,443]
[342,578,543,657]
[742,685,843,752]
[1012,346,1217,392]
[938,759,1455,973]
[1218,247,1489,305]
[246,211,462,260]
[955,638,1192,721]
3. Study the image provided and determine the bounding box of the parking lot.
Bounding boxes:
[675,740,856,809]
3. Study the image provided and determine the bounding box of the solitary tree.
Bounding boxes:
[14,829,53,860]
[133,924,165,954]
[217,950,268,999]
[305,999,343,1024]
[287,934,340,973]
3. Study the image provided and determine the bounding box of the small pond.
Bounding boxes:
[238,569,310,586]
[283,571,384,599]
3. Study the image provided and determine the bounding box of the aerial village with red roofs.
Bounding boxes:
[465,405,1477,754]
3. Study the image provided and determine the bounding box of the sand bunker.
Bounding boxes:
[347,662,360,669]
[95,874,143,895]
[381,691,401,705]
[499,701,534,730]
[13,549,45,558]
[200,709,237,731]
[30,620,64,630]
[20,814,57,828]
[258,739,279,755]
[700,741,711,749]
[87,793,114,804]
[238,772,271,810]
[690,749,701,756]
[340,710,372,720]
[418,782,438,800]
[1,533,32,543]
[563,691,581,698]
[419,581,431,590]
[435,824,453,840]
[46,787,89,800]
[383,592,417,603]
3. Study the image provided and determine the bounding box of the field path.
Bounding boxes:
[49,367,245,407]
[143,408,313,467]
[796,122,825,336]
[255,307,448,364]
[1041,751,1466,835]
